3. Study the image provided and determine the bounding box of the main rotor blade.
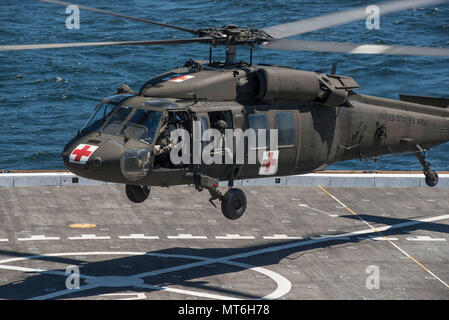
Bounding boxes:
[263,39,449,57]
[0,38,212,51]
[37,0,198,35]
[262,0,449,39]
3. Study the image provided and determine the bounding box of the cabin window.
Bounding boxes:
[200,116,209,149]
[200,117,209,131]
[248,113,270,148]
[275,112,295,146]
[208,111,234,131]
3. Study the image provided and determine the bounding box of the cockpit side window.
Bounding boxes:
[122,109,162,144]
[102,106,133,136]
[80,103,115,134]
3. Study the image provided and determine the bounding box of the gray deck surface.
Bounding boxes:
[0,184,448,300]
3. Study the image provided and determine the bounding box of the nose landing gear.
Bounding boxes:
[125,184,151,203]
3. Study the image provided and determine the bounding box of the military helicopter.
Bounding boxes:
[3,0,449,220]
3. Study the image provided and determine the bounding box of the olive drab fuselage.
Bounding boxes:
[62,61,449,188]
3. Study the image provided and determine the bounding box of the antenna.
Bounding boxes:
[209,46,213,65]
[331,62,338,74]
[250,47,253,66]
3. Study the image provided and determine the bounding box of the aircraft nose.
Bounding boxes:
[62,143,102,176]
[64,144,100,166]
[62,138,124,182]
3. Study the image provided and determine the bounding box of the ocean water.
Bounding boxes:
[0,0,448,171]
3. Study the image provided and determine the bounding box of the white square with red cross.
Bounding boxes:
[69,144,99,165]
[258,150,279,176]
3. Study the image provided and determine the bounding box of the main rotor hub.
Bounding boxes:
[196,25,272,47]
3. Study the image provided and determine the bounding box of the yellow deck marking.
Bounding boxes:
[69,223,96,229]
[318,185,449,289]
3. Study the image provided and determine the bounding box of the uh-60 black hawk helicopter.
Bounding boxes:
[3,0,449,220]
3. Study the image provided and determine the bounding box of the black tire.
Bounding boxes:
[221,188,247,220]
[125,184,151,203]
[425,171,439,187]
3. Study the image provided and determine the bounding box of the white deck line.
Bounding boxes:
[68,234,111,240]
[406,236,447,241]
[215,234,256,240]
[263,234,303,240]
[17,235,60,241]
[118,234,159,240]
[1,172,449,188]
[167,234,207,239]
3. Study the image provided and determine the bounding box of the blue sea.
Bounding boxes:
[0,0,448,171]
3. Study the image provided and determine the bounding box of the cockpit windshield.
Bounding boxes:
[122,109,162,144]
[102,106,133,136]
[79,100,165,144]
[80,103,115,134]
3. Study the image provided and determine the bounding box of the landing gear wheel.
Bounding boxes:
[125,184,151,203]
[415,150,439,188]
[221,188,247,220]
[425,171,439,187]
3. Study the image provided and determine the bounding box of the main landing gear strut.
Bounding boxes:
[415,150,439,187]
[191,173,247,220]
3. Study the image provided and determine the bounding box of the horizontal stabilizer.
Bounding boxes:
[399,94,449,108]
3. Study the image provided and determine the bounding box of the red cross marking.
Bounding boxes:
[261,151,277,173]
[72,145,93,162]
